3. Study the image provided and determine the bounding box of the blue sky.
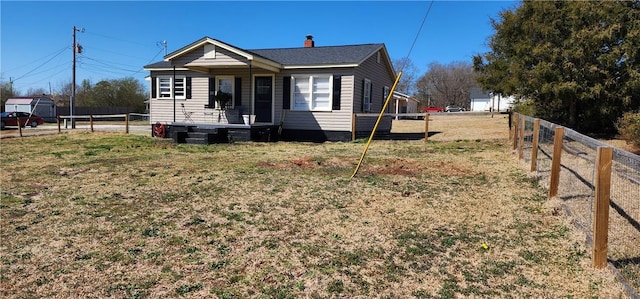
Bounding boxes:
[1,0,518,95]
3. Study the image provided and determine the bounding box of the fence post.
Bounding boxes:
[351,113,356,141]
[57,116,61,133]
[90,115,94,132]
[530,118,540,172]
[512,113,519,150]
[548,127,564,198]
[125,113,130,134]
[424,113,429,143]
[593,146,613,269]
[518,115,525,159]
[17,117,23,137]
[508,111,513,139]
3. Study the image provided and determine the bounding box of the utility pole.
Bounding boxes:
[72,26,84,128]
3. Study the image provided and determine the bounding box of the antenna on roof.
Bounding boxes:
[157,40,167,55]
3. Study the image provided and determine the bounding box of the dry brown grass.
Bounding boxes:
[0,114,631,298]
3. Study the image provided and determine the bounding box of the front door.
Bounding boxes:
[254,76,273,123]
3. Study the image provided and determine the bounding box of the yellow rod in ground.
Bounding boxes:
[350,71,403,179]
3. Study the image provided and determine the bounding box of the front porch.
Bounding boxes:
[165,122,280,144]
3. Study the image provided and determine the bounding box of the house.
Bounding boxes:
[143,35,397,142]
[389,91,419,119]
[4,96,57,122]
[470,87,516,112]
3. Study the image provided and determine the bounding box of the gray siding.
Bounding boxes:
[148,43,396,137]
[150,67,273,125]
[350,50,396,134]
[353,50,396,114]
[184,46,248,67]
[149,71,206,123]
[280,71,355,132]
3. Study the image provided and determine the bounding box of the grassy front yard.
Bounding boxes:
[0,115,628,298]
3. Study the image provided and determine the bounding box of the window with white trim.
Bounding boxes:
[156,76,186,99]
[363,79,372,112]
[216,76,234,109]
[291,74,332,111]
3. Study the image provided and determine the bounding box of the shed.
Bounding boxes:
[5,97,57,121]
[470,87,491,111]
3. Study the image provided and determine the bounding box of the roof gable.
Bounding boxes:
[145,36,394,76]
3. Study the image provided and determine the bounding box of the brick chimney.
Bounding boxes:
[304,35,314,48]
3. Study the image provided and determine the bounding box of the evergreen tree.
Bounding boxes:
[474,0,640,133]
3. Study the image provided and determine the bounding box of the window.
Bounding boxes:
[383,86,391,112]
[363,79,372,112]
[156,76,187,99]
[216,76,234,109]
[159,77,171,98]
[291,74,332,111]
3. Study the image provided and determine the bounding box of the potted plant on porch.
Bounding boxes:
[215,90,232,110]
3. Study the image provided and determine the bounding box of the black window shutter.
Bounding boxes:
[186,77,192,99]
[369,82,373,111]
[332,76,341,110]
[283,76,291,110]
[151,77,156,98]
[235,77,242,107]
[361,79,365,112]
[382,87,388,112]
[208,77,215,107]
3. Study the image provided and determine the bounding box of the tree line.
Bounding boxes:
[0,77,147,113]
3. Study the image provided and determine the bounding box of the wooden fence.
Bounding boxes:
[512,112,639,297]
[57,113,149,135]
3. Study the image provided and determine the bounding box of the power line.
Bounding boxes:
[11,46,69,82]
[403,0,434,71]
[81,55,142,71]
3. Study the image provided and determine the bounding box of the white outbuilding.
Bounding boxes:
[5,96,57,121]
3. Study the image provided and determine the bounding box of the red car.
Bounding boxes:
[421,106,444,113]
[1,111,45,129]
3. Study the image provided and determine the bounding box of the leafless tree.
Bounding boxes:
[392,57,418,95]
[416,62,477,109]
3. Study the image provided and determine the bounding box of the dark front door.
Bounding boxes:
[254,76,273,123]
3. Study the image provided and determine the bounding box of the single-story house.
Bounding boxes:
[470,87,516,112]
[4,96,57,121]
[389,91,419,119]
[143,35,397,142]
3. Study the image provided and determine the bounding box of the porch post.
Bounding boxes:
[248,60,252,116]
[173,65,176,123]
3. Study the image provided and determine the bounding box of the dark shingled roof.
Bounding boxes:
[144,61,172,68]
[248,44,384,66]
[144,41,384,68]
